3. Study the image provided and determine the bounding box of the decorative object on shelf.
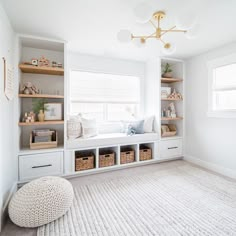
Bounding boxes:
[161,102,177,118]
[30,130,58,149]
[38,110,45,122]
[22,111,36,123]
[169,102,177,118]
[52,61,63,68]
[162,63,172,78]
[161,87,171,99]
[38,56,50,67]
[117,7,197,54]
[67,115,82,139]
[31,58,38,66]
[44,103,62,121]
[168,89,183,100]
[32,98,47,121]
[21,82,39,95]
[57,62,63,68]
[33,129,54,143]
[161,124,177,137]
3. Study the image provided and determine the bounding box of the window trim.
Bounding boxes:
[207,53,236,118]
[68,68,144,121]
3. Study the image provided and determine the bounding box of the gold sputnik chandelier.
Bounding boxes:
[117,6,197,54]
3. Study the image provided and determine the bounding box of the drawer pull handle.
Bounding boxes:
[168,147,178,150]
[32,164,52,169]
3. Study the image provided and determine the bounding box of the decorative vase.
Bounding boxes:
[38,110,45,122]
[162,72,172,78]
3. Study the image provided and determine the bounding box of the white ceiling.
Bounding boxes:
[1,0,236,61]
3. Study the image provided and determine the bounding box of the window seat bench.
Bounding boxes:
[67,132,159,149]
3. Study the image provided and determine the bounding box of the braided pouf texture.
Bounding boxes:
[9,176,74,228]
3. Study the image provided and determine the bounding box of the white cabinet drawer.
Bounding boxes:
[160,139,182,159]
[19,152,63,181]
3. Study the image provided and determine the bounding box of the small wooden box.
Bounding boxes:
[30,131,58,150]
[75,152,95,171]
[140,146,152,161]
[99,151,115,168]
[120,149,135,164]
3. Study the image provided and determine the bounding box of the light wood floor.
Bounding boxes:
[1,160,234,236]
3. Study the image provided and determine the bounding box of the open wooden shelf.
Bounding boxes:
[161,117,183,121]
[161,78,183,83]
[19,121,64,126]
[161,98,183,101]
[19,94,64,99]
[19,64,64,76]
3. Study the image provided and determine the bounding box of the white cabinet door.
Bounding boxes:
[19,152,63,181]
[160,139,183,159]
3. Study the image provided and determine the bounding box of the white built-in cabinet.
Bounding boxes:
[16,37,184,183]
[159,58,184,159]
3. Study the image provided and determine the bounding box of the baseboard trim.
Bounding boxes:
[184,155,236,180]
[1,182,17,231]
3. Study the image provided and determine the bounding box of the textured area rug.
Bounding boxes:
[37,164,236,236]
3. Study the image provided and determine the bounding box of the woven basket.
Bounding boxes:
[140,146,152,161]
[99,151,115,168]
[75,152,95,171]
[120,148,135,164]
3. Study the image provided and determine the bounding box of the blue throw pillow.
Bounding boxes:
[126,120,144,135]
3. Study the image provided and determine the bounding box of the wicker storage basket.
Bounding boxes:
[75,151,95,171]
[140,145,152,161]
[120,148,135,164]
[161,124,177,137]
[99,151,115,168]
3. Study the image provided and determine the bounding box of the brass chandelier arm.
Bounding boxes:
[149,20,157,29]
[160,26,177,37]
[132,32,156,39]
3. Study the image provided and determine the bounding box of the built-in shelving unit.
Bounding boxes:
[160,58,184,140]
[19,94,64,99]
[19,64,64,75]
[161,78,183,83]
[17,36,65,153]
[18,121,64,126]
[161,98,183,101]
[161,117,183,121]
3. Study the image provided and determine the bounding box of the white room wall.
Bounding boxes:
[0,3,17,231]
[185,42,236,179]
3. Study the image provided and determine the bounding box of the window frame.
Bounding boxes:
[207,53,236,118]
[68,68,144,122]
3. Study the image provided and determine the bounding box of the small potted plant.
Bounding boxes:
[32,99,48,122]
[162,63,173,78]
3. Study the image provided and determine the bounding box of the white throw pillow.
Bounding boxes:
[81,117,97,138]
[143,116,154,133]
[67,115,82,139]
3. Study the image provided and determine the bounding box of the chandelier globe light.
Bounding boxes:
[133,2,153,23]
[117,3,197,54]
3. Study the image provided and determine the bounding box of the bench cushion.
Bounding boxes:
[67,133,158,149]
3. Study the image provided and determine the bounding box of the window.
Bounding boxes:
[208,53,236,118]
[70,70,140,121]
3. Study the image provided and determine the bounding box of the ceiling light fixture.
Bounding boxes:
[118,10,191,54]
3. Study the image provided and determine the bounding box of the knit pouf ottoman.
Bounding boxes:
[9,176,74,228]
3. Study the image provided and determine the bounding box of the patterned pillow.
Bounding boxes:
[81,117,97,138]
